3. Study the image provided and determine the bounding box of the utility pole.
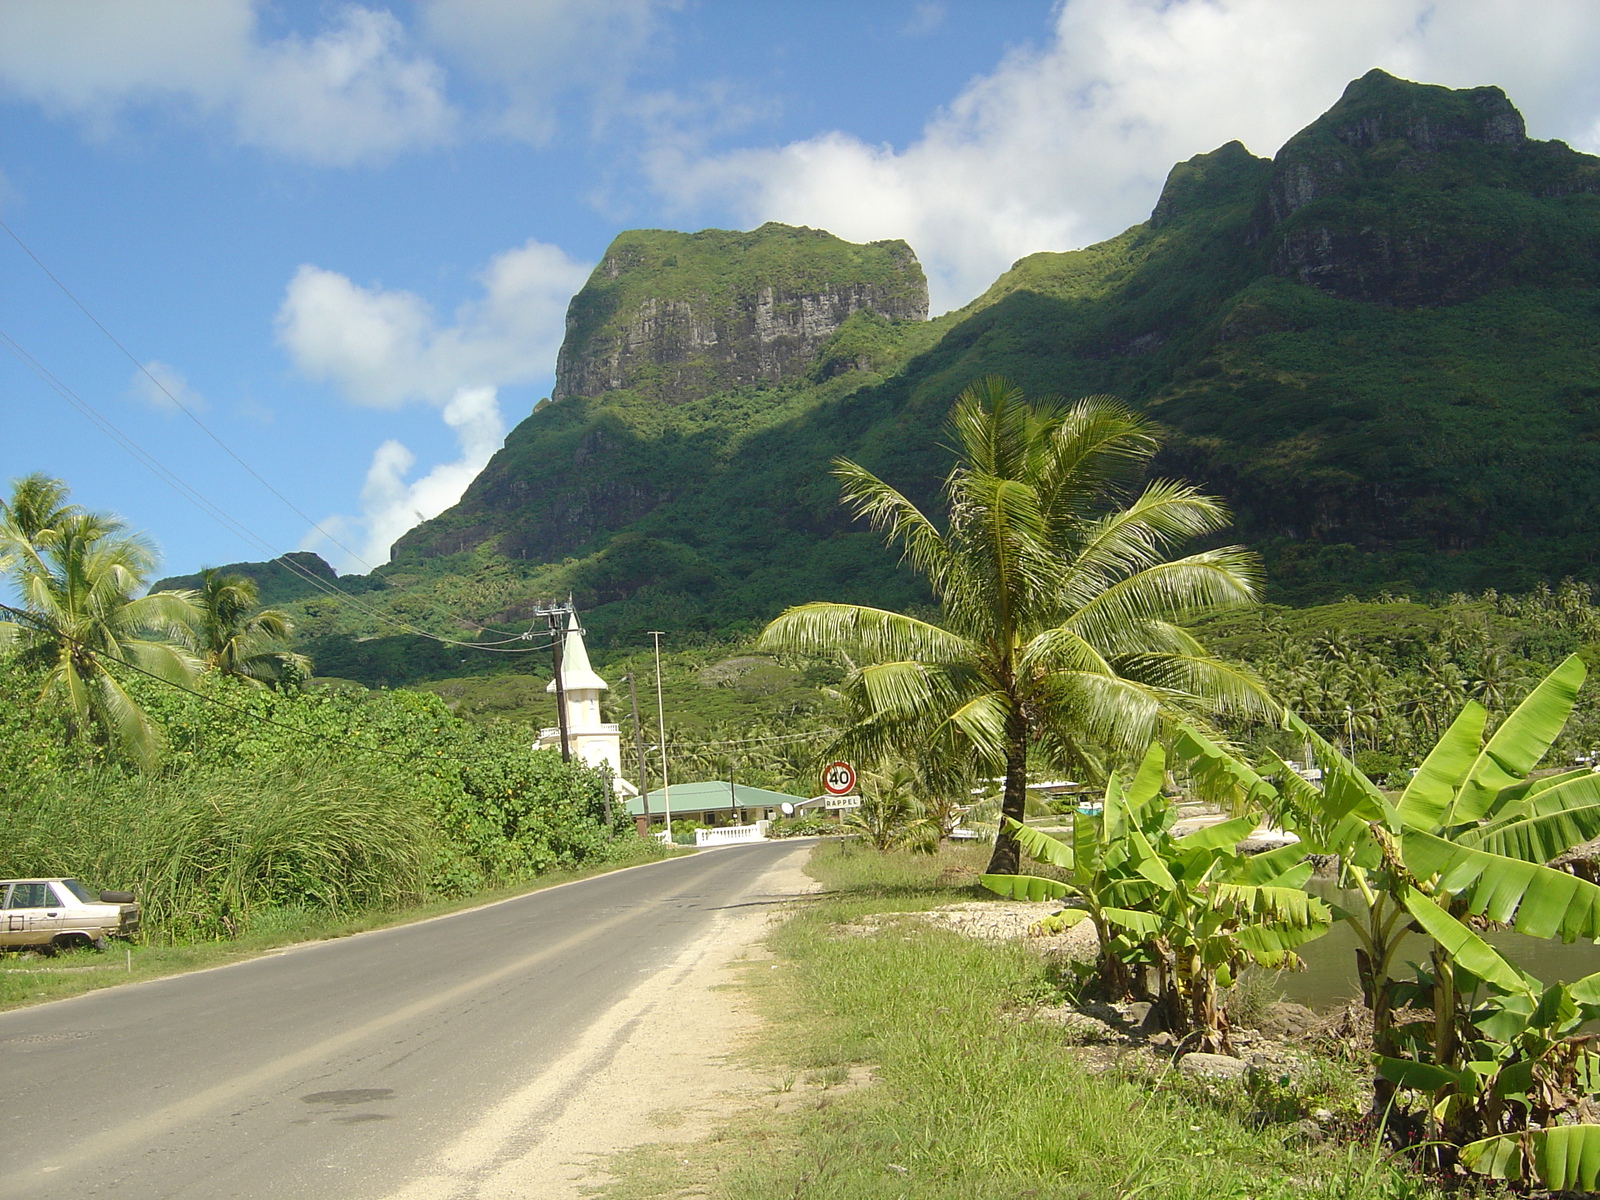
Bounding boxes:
[729,755,739,825]
[627,671,651,829]
[522,601,575,762]
[650,631,672,841]
[549,608,571,762]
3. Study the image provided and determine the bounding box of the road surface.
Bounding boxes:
[0,840,811,1198]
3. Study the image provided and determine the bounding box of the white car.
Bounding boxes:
[0,878,140,952]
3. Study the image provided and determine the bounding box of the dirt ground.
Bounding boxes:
[376,844,819,1200]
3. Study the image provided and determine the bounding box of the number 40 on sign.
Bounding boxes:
[821,761,856,796]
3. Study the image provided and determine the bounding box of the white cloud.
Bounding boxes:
[0,0,454,165]
[652,0,1600,313]
[128,360,205,413]
[902,3,947,38]
[276,238,591,407]
[307,385,505,570]
[278,238,591,563]
[419,0,675,141]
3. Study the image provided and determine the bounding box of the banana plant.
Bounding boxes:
[980,744,1171,996]
[1176,654,1600,1110]
[981,744,1331,1051]
[1373,895,1600,1179]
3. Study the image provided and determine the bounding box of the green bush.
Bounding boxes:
[767,815,846,838]
[0,664,631,941]
[0,755,436,941]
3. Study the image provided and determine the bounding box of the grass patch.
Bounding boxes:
[599,841,1461,1200]
[0,841,692,1012]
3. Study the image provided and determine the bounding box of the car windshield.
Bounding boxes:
[59,879,97,904]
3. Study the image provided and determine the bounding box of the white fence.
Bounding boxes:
[695,821,770,847]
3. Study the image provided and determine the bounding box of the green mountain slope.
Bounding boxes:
[179,70,1600,672]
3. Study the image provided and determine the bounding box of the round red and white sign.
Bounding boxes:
[821,761,856,796]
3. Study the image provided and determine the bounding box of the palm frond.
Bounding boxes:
[1067,551,1260,650]
[759,603,973,664]
[831,459,953,588]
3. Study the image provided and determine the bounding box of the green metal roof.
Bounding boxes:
[624,780,807,816]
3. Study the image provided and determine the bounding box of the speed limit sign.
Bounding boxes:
[821,761,856,796]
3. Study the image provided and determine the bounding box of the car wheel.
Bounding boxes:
[50,933,92,953]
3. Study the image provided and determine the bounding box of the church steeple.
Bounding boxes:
[535,608,635,796]
[545,610,607,694]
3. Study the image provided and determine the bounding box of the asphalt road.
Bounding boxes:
[0,840,809,1199]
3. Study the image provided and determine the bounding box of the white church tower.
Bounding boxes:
[537,611,638,797]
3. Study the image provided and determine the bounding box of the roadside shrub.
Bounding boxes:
[767,815,846,838]
[0,666,631,940]
[0,754,436,941]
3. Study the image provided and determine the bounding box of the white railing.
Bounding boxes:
[695,821,770,847]
[537,722,621,741]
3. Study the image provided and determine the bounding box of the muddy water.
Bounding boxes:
[1280,883,1600,1010]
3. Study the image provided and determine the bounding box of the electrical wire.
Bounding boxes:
[0,326,549,654]
[664,728,839,750]
[0,216,532,642]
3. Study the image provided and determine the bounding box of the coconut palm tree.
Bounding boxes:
[759,377,1271,875]
[0,471,82,546]
[1,479,199,767]
[193,568,309,686]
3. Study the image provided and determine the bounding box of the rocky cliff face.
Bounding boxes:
[1257,69,1600,306]
[390,222,929,567]
[551,223,928,404]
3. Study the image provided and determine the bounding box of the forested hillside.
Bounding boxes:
[161,70,1600,663]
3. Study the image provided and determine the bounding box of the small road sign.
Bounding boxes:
[821,761,856,796]
[823,795,862,810]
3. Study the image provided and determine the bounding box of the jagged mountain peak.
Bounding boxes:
[549,222,927,406]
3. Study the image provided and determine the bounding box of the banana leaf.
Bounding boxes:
[1401,888,1533,996]
[1396,701,1486,831]
[1100,768,1129,844]
[1237,843,1316,890]
[1031,908,1089,935]
[1126,826,1175,889]
[1209,883,1330,926]
[1463,772,1600,863]
[1102,906,1162,936]
[1493,766,1596,812]
[1374,1056,1468,1092]
[1447,655,1586,828]
[980,873,1071,902]
[1402,829,1600,942]
[1569,970,1600,1007]
[1284,712,1394,828]
[1003,816,1074,870]
[1172,724,1278,813]
[1171,815,1257,854]
[1124,743,1165,814]
[1461,1124,1600,1190]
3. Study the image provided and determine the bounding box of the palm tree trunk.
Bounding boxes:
[984,717,1029,875]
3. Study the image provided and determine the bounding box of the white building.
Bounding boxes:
[537,611,639,797]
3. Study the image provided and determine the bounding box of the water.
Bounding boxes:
[1279,882,1600,1010]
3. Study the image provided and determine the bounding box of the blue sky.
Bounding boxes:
[6,1,1600,581]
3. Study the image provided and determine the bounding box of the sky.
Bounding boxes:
[7,1,1600,582]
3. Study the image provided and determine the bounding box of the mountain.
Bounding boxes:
[195,70,1600,669]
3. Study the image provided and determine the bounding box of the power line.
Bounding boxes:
[0,326,547,654]
[0,217,531,644]
[0,216,377,572]
[664,728,839,751]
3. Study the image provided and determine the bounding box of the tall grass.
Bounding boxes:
[0,754,435,941]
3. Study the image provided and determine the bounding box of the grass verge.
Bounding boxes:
[0,841,694,1013]
[599,840,1459,1200]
